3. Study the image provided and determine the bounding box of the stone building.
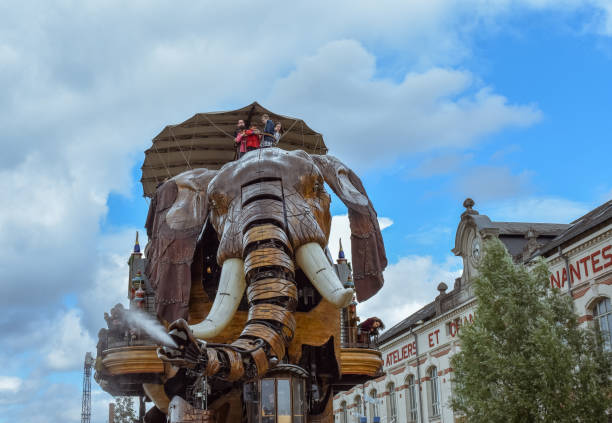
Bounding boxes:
[333,198,612,423]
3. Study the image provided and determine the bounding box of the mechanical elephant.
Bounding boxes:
[143,148,387,421]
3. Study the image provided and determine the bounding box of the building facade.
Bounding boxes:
[333,199,612,423]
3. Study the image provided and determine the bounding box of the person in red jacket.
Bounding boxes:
[234,120,247,159]
[235,123,261,159]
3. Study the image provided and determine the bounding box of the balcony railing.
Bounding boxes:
[341,325,379,349]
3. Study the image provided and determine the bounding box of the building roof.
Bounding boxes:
[537,199,612,256]
[377,301,436,345]
[140,102,328,197]
[467,214,569,236]
[492,221,570,236]
[454,205,570,261]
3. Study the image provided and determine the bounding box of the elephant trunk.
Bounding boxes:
[198,188,298,381]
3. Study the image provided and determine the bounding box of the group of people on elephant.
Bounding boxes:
[234,114,283,159]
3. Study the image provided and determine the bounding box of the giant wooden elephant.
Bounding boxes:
[143,148,387,422]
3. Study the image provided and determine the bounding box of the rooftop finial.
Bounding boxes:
[462,198,478,216]
[338,238,345,260]
[344,272,354,288]
[133,231,141,254]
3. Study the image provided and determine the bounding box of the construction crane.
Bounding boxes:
[81,352,95,423]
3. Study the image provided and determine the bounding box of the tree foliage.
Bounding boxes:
[113,396,137,423]
[451,239,611,422]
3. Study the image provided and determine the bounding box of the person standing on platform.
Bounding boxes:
[260,114,276,147]
[244,124,261,153]
[273,122,282,145]
[234,119,248,159]
[234,119,245,136]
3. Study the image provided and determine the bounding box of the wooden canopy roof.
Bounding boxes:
[140,102,328,197]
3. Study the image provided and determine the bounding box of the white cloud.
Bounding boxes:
[92,387,115,423]
[412,153,474,178]
[78,228,148,332]
[501,0,612,35]
[269,40,541,167]
[358,255,463,329]
[406,225,453,246]
[379,218,394,231]
[0,376,22,393]
[328,214,393,262]
[454,166,534,201]
[487,196,591,223]
[42,310,95,371]
[8,382,85,423]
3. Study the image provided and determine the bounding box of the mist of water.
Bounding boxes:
[123,308,178,348]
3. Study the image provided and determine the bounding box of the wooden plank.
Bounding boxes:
[243,224,292,255]
[240,323,286,360]
[246,278,297,304]
[239,199,285,231]
[244,247,295,276]
[247,303,296,338]
[241,181,283,205]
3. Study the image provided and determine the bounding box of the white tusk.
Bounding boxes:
[191,258,246,339]
[296,242,354,308]
[143,383,171,414]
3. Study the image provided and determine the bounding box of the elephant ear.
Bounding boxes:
[145,168,218,323]
[311,155,388,302]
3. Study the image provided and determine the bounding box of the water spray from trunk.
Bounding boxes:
[123,308,177,348]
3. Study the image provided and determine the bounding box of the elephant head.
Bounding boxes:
[145,147,387,390]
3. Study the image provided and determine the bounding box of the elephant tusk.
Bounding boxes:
[143,383,171,414]
[191,258,246,339]
[296,242,354,308]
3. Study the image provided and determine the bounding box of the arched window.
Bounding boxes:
[405,375,419,422]
[340,401,348,423]
[368,389,378,419]
[386,382,397,422]
[593,297,612,351]
[427,366,441,417]
[354,395,362,423]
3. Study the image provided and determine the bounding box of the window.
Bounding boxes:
[340,401,348,423]
[368,389,378,419]
[245,375,307,423]
[405,375,419,422]
[593,297,612,351]
[292,378,305,423]
[427,366,441,417]
[354,395,362,423]
[386,382,397,422]
[261,379,276,423]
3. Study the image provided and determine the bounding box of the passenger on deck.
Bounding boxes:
[243,124,261,154]
[260,114,276,147]
[234,119,245,137]
[234,120,248,159]
[273,122,282,145]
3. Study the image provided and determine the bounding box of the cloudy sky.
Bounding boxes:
[1,0,611,421]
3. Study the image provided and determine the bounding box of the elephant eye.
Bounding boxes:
[313,177,325,193]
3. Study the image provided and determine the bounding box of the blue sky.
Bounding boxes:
[1,1,611,422]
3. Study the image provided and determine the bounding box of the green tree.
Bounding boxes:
[113,396,137,423]
[451,239,611,422]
